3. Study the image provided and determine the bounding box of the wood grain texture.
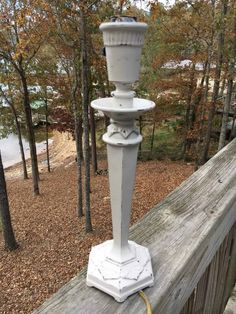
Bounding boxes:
[192,266,209,313]
[212,231,234,314]
[221,225,236,313]
[34,139,236,314]
[203,249,220,313]
[180,226,235,314]
[180,291,195,314]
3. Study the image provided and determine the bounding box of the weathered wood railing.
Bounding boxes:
[35,139,236,314]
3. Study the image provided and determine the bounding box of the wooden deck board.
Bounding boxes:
[34,139,236,314]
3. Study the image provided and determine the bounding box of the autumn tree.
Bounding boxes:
[0,0,52,195]
[0,80,28,179]
[138,0,236,163]
[49,0,119,230]
[200,0,229,163]
[49,1,101,230]
[30,48,61,173]
[218,4,236,150]
[49,0,86,219]
[140,2,204,159]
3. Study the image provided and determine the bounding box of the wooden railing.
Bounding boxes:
[35,139,236,314]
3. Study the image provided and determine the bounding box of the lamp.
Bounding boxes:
[87,16,155,302]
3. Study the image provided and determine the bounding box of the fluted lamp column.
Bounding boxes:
[86,16,155,302]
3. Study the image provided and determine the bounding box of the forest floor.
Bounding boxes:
[0,132,194,314]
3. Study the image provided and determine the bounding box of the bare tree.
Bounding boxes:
[80,5,93,232]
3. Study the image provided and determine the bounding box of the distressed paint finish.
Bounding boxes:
[34,139,236,314]
[87,124,154,302]
[86,19,155,301]
[107,144,139,263]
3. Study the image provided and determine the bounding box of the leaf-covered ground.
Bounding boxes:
[0,159,194,313]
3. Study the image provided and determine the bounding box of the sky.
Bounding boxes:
[133,0,175,10]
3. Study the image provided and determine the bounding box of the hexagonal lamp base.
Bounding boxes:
[86,240,154,302]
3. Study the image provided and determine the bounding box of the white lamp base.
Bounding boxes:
[86,240,154,302]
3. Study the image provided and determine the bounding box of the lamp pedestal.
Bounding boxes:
[87,241,153,302]
[87,95,155,302]
[87,18,155,302]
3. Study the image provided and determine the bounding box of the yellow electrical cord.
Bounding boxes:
[139,290,152,314]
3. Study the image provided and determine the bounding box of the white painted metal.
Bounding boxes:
[100,21,147,84]
[87,19,155,302]
[87,240,154,302]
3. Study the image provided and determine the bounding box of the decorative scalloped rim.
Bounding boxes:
[100,22,147,46]
[103,31,145,46]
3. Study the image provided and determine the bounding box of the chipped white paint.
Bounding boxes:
[86,18,155,302]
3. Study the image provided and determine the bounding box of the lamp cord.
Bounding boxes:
[139,290,152,314]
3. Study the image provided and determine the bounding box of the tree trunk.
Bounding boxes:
[150,120,156,153]
[74,109,84,218]
[20,68,39,195]
[195,1,215,167]
[72,98,83,218]
[218,78,233,150]
[190,59,207,169]
[13,108,28,180]
[218,64,228,98]
[77,114,83,217]
[90,106,98,175]
[139,116,143,153]
[118,0,124,15]
[201,0,228,163]
[218,15,236,150]
[195,45,214,169]
[71,53,84,218]
[78,115,84,161]
[0,152,18,251]
[101,83,109,131]
[182,63,196,159]
[45,97,51,173]
[80,7,93,232]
